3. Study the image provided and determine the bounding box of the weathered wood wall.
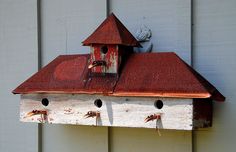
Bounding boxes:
[193,0,236,152]
[0,0,38,151]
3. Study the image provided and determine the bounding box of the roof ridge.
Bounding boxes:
[110,14,123,44]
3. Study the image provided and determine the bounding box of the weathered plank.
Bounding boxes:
[0,0,38,152]
[21,94,193,130]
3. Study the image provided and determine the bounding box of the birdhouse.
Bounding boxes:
[13,13,225,130]
[82,13,140,75]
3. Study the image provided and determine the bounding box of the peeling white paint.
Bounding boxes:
[20,94,193,130]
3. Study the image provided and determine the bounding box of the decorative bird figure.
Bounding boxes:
[88,60,106,69]
[134,24,153,53]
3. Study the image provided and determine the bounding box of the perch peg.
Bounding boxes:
[25,110,48,123]
[88,60,106,69]
[84,111,100,126]
[84,111,100,118]
[25,110,47,117]
[145,113,161,123]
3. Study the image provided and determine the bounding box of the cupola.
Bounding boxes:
[82,13,140,75]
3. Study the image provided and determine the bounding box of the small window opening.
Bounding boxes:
[154,100,163,109]
[94,99,103,108]
[100,46,108,54]
[41,98,49,106]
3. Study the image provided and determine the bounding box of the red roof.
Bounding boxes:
[13,52,225,101]
[82,13,140,47]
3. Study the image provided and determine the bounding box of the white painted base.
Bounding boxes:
[20,94,193,130]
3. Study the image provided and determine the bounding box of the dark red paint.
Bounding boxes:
[13,52,225,102]
[13,54,117,94]
[114,52,225,101]
[91,44,119,73]
[82,13,140,47]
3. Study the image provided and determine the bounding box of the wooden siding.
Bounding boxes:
[193,0,236,152]
[0,0,38,152]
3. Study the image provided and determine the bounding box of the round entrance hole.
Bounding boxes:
[100,46,108,54]
[41,98,49,106]
[154,100,163,109]
[94,99,103,108]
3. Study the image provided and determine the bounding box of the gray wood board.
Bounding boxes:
[110,0,191,64]
[193,0,236,152]
[0,0,38,152]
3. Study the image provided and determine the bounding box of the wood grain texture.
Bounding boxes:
[20,94,193,130]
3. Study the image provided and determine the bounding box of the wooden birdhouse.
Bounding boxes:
[82,13,140,74]
[13,13,225,130]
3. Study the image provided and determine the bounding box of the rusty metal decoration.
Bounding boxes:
[25,110,47,123]
[145,113,162,136]
[84,111,100,126]
[88,60,107,69]
[144,113,161,123]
